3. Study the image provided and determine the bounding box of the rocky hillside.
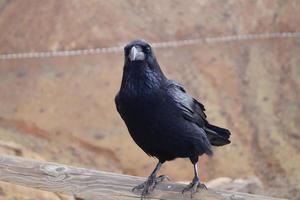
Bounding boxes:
[0,0,299,199]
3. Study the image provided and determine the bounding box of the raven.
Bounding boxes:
[115,39,231,198]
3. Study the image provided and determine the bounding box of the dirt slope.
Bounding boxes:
[0,0,300,199]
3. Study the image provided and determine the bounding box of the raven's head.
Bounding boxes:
[121,39,166,91]
[124,39,157,66]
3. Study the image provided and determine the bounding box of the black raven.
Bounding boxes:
[115,39,231,198]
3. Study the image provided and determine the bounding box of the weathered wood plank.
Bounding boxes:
[0,155,285,200]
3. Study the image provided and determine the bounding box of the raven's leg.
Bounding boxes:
[182,162,207,197]
[132,161,169,198]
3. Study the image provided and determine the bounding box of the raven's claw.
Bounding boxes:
[182,177,207,198]
[132,175,169,199]
[156,175,170,183]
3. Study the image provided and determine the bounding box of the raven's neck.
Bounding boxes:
[120,61,166,97]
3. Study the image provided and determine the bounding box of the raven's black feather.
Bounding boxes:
[115,39,231,163]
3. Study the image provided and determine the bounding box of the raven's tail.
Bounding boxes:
[204,123,231,146]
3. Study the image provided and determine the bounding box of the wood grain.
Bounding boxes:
[0,155,285,200]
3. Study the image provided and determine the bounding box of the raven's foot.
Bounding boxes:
[182,177,207,198]
[132,175,169,198]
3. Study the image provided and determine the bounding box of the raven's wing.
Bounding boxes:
[166,80,231,146]
[166,80,213,155]
[166,80,207,127]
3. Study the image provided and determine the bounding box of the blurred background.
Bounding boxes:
[0,0,299,199]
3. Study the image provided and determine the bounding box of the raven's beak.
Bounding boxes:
[129,46,145,61]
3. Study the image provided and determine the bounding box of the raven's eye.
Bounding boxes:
[124,47,130,55]
[145,46,151,53]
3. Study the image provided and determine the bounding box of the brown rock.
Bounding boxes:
[207,177,263,194]
[0,182,73,200]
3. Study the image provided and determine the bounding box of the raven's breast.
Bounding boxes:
[118,93,197,161]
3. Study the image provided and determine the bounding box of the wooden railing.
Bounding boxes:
[0,155,285,200]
